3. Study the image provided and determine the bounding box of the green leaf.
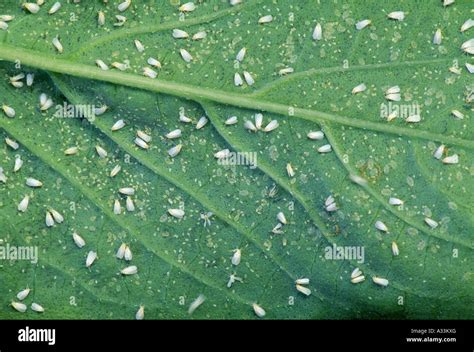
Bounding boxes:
[0,0,472,319]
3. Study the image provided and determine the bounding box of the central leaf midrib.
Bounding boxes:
[0,45,472,150]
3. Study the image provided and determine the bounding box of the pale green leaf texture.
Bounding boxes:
[0,0,472,319]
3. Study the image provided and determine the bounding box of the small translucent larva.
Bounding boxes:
[134,39,144,53]
[391,241,399,256]
[143,66,157,78]
[451,110,464,120]
[48,2,61,15]
[225,116,238,125]
[52,36,63,53]
[134,138,149,151]
[460,19,474,32]
[94,105,108,115]
[234,72,243,86]
[112,62,127,71]
[23,3,40,14]
[166,129,182,139]
[112,119,126,131]
[355,19,371,30]
[114,200,122,215]
[116,244,127,259]
[307,131,324,140]
[14,156,23,172]
[121,265,138,275]
[352,83,366,95]
[136,305,144,320]
[50,209,64,223]
[372,276,389,287]
[188,294,206,315]
[26,73,34,86]
[312,23,322,40]
[286,163,295,178]
[110,165,121,177]
[196,116,208,130]
[168,144,182,157]
[98,11,105,26]
[95,59,109,70]
[45,211,55,227]
[295,278,310,285]
[214,149,230,159]
[278,67,294,76]
[244,120,257,132]
[258,15,273,24]
[236,47,246,62]
[387,11,405,21]
[252,303,266,318]
[26,178,42,188]
[263,120,279,132]
[388,197,404,206]
[179,2,196,12]
[424,217,439,229]
[31,303,44,313]
[118,0,131,12]
[18,196,29,213]
[64,146,78,155]
[147,57,161,68]
[192,31,206,40]
[277,211,287,225]
[180,49,193,63]
[442,154,459,164]
[168,208,184,219]
[137,130,152,143]
[17,288,30,301]
[243,71,254,86]
[119,187,135,196]
[86,251,97,268]
[2,104,15,118]
[173,29,189,39]
[317,144,332,153]
[96,145,108,158]
[433,29,442,45]
[11,301,27,313]
[296,284,311,296]
[231,249,241,266]
[73,232,86,248]
[375,220,388,233]
[406,114,421,123]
